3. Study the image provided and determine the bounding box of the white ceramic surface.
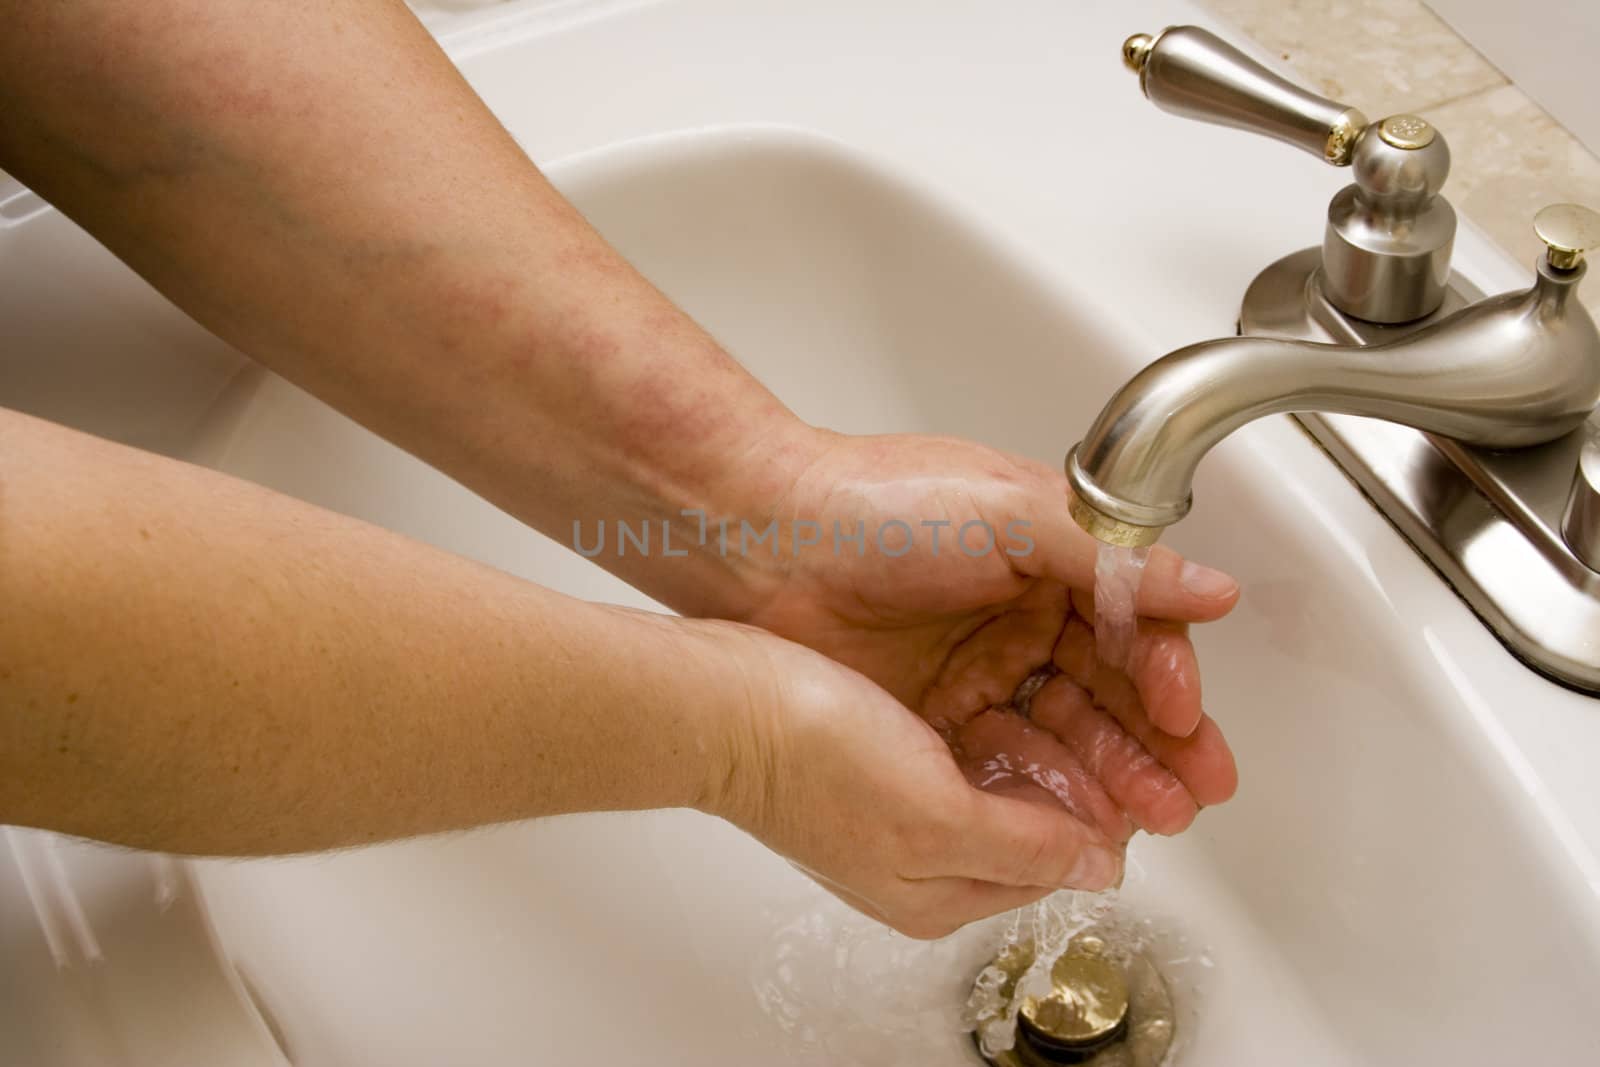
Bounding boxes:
[5,2,1600,1064]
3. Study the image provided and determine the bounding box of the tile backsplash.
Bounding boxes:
[1192,0,1504,116]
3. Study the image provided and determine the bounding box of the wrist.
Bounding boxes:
[664,616,784,824]
[617,413,838,621]
[694,418,837,616]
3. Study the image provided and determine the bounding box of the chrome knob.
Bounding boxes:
[1535,203,1600,271]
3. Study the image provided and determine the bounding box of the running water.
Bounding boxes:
[963,884,1212,1062]
[1093,543,1150,670]
[964,892,1117,1057]
[745,543,1196,1062]
[750,866,1213,1064]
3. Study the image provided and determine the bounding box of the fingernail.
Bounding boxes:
[1065,845,1122,891]
[1180,560,1237,599]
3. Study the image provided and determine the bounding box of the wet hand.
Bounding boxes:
[698,621,1125,940]
[738,432,1240,842]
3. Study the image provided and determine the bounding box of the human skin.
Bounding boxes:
[0,0,1237,936]
[1,410,1125,938]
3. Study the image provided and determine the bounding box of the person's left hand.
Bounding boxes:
[735,431,1241,847]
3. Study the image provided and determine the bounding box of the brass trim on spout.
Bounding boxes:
[1067,473,1168,548]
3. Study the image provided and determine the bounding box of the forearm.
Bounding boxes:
[0,409,748,854]
[0,0,817,617]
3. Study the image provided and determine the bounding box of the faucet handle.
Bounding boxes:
[1535,203,1600,271]
[1124,24,1456,323]
[1122,26,1367,165]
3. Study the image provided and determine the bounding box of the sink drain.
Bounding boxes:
[970,930,1174,1067]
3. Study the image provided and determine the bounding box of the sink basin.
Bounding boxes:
[5,2,1600,1064]
[190,121,1600,1067]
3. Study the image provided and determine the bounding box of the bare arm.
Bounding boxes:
[0,411,1116,931]
[0,0,1216,931]
[0,409,747,853]
[0,0,815,619]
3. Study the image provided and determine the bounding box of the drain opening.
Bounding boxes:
[970,929,1174,1067]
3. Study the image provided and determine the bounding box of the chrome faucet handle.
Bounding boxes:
[1122,26,1455,325]
[1121,27,1367,165]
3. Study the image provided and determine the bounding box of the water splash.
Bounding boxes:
[749,896,995,1063]
[745,543,1211,1060]
[964,882,1213,1063]
[1094,544,1150,670]
[964,892,1117,1056]
[750,879,1214,1065]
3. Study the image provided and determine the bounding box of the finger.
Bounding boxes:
[952,707,1130,842]
[892,879,1059,940]
[1014,483,1240,622]
[795,865,1056,941]
[1134,543,1240,621]
[920,584,1070,729]
[1027,675,1197,836]
[1128,622,1204,738]
[977,774,1132,844]
[1055,618,1238,807]
[1162,714,1238,807]
[795,859,1061,941]
[1069,588,1203,738]
[948,780,1125,891]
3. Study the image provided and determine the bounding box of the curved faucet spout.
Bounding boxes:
[1066,260,1600,546]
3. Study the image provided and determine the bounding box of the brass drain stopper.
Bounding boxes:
[1017,943,1129,1060]
[971,931,1175,1067]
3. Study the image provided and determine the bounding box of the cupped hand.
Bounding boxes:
[737,431,1241,845]
[698,620,1124,940]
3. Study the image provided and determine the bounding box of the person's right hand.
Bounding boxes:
[694,620,1125,941]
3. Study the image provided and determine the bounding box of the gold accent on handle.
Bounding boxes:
[1122,33,1155,73]
[1378,114,1436,150]
[1326,107,1370,165]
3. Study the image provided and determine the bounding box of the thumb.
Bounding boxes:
[953,787,1124,891]
[1012,485,1240,622]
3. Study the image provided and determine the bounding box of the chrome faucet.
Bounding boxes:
[1067,26,1600,691]
[1066,231,1600,545]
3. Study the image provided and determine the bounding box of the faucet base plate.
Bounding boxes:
[1241,247,1600,694]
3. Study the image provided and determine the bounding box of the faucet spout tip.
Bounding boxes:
[1068,492,1165,547]
[1065,443,1179,547]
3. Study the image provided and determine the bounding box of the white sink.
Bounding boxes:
[5,2,1600,1064]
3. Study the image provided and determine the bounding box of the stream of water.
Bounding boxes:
[1093,543,1151,670]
